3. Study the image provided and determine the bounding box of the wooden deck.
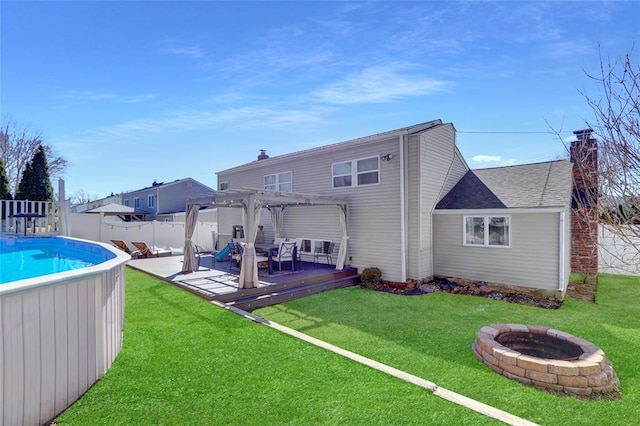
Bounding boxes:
[212,267,360,311]
[129,255,360,311]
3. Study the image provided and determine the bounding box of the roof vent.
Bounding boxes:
[258,149,269,160]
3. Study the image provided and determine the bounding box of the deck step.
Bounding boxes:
[226,275,360,311]
[212,268,358,303]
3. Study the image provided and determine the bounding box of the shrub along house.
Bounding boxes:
[213,120,597,298]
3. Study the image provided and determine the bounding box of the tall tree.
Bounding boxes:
[15,162,35,201]
[0,158,12,219]
[0,117,67,196]
[15,146,54,201]
[0,158,11,200]
[574,46,640,267]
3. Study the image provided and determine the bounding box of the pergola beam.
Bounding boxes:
[188,187,348,209]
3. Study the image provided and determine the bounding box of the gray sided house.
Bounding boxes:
[121,178,216,220]
[433,161,573,295]
[216,119,581,295]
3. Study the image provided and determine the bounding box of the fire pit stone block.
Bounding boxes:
[473,324,620,398]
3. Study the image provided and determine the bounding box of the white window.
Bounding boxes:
[219,181,229,191]
[264,171,292,192]
[148,194,156,208]
[134,198,140,209]
[124,199,130,207]
[464,216,510,247]
[332,156,379,188]
[298,238,332,255]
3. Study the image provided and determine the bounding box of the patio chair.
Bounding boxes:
[111,240,142,258]
[230,241,244,271]
[274,241,296,271]
[314,242,335,266]
[131,241,171,258]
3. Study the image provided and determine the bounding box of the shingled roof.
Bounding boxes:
[436,160,573,210]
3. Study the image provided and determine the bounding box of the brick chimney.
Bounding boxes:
[570,129,598,276]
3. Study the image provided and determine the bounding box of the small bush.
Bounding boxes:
[361,267,382,288]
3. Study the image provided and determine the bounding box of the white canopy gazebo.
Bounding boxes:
[183,188,349,288]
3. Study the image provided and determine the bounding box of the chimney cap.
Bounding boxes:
[573,128,594,140]
[257,149,269,160]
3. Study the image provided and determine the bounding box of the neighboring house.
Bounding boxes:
[85,202,148,221]
[71,194,122,213]
[215,119,595,297]
[121,178,216,220]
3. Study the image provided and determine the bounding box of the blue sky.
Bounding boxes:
[2,1,638,199]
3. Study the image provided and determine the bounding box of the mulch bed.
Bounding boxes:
[364,276,563,309]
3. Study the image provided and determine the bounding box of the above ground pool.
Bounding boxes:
[0,236,117,284]
[0,235,130,425]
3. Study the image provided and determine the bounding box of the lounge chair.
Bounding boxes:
[131,241,172,258]
[111,240,142,258]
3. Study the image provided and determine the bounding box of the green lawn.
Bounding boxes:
[56,270,639,425]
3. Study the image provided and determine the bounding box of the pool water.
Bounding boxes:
[0,237,116,284]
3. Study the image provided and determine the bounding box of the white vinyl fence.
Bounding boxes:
[1,199,59,234]
[599,224,640,276]
[67,212,218,252]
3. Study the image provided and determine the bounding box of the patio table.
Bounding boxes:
[11,212,47,236]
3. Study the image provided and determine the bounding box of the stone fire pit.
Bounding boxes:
[472,324,619,398]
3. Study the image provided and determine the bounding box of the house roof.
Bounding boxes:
[85,202,148,220]
[124,177,215,195]
[86,203,137,214]
[217,119,445,175]
[436,160,573,210]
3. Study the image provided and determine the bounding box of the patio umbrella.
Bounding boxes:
[11,212,47,236]
[181,203,199,273]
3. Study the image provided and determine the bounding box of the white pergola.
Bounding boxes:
[182,188,349,289]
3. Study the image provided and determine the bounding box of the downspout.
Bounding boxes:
[155,190,159,221]
[399,134,407,282]
[558,210,566,291]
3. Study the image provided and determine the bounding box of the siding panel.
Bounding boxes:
[2,296,24,426]
[407,124,465,280]
[23,291,42,425]
[40,286,57,423]
[66,282,80,403]
[218,136,405,278]
[433,212,560,291]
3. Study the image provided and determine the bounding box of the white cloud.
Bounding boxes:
[314,64,449,105]
[471,154,502,163]
[89,105,329,144]
[164,43,205,59]
[58,91,157,104]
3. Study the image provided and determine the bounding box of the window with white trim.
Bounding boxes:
[134,198,140,209]
[219,181,229,191]
[464,216,510,247]
[264,171,292,192]
[332,156,379,188]
[148,194,156,208]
